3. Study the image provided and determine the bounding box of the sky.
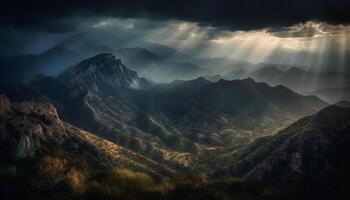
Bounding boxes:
[1,0,350,73]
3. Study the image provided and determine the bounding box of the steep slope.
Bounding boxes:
[0,54,328,172]
[0,54,199,170]
[0,95,175,178]
[147,78,328,153]
[214,102,350,185]
[0,96,304,200]
[194,78,326,118]
[58,53,142,91]
[53,75,327,171]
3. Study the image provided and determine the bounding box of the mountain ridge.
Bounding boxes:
[0,94,176,177]
[207,65,350,94]
[214,102,350,186]
[58,53,143,91]
[0,53,329,173]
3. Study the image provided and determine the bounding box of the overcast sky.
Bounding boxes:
[1,0,349,72]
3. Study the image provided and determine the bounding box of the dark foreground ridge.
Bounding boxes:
[214,102,350,199]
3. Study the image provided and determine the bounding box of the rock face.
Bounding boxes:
[0,97,65,162]
[0,95,175,177]
[214,102,350,184]
[59,53,142,91]
[0,54,329,173]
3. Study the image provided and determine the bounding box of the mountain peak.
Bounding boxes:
[58,53,142,91]
[286,66,306,73]
[192,76,210,83]
[79,53,118,65]
[256,65,280,72]
[71,53,124,74]
[217,77,256,85]
[89,53,115,60]
[41,45,74,57]
[173,76,212,90]
[241,77,256,83]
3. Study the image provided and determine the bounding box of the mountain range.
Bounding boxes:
[114,47,210,82]
[309,86,350,103]
[0,39,264,85]
[1,52,349,199]
[207,65,350,96]
[0,53,328,170]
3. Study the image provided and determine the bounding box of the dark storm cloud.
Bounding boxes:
[0,17,171,55]
[1,0,350,32]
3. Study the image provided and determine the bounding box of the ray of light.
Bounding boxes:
[140,20,350,77]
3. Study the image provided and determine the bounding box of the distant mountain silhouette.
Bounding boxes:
[61,35,115,58]
[0,45,81,84]
[309,86,350,103]
[208,65,350,93]
[115,47,210,82]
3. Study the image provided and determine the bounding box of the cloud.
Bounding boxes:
[1,0,350,33]
[0,0,349,74]
[267,21,350,38]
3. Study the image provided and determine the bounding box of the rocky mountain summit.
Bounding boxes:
[59,53,143,91]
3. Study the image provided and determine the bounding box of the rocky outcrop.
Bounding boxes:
[58,53,142,91]
[0,95,175,178]
[0,97,66,162]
